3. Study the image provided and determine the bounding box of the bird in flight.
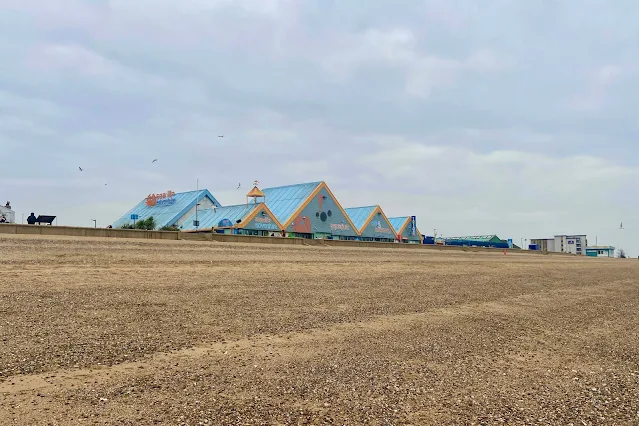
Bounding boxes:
[236,183,241,189]
[218,135,224,138]
[78,167,83,171]
[152,159,158,163]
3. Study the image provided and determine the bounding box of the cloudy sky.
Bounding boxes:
[1,0,636,255]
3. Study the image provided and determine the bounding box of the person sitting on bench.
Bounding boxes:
[27,212,37,225]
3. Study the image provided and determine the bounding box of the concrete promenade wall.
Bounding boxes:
[0,223,566,255]
[176,232,558,254]
[0,224,179,240]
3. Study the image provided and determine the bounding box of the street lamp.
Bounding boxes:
[91,219,97,228]
[194,179,200,231]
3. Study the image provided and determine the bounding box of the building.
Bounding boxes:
[112,180,424,242]
[344,206,396,242]
[179,185,283,236]
[554,234,587,255]
[388,216,422,243]
[444,235,509,249]
[530,238,556,252]
[112,189,221,229]
[586,246,615,258]
[530,235,588,255]
[181,203,282,236]
[260,181,359,239]
[0,204,15,223]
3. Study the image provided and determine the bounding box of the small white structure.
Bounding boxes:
[0,205,15,223]
[586,246,615,258]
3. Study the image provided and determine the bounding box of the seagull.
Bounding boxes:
[152,159,158,163]
[218,135,224,138]
[78,167,83,171]
[619,222,624,229]
[236,183,241,189]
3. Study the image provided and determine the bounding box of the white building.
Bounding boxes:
[530,234,588,255]
[554,234,587,255]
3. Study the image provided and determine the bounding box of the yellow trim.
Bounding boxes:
[396,217,421,240]
[281,182,325,229]
[281,182,359,235]
[393,217,409,236]
[379,210,395,232]
[238,204,284,230]
[318,182,360,234]
[358,206,380,233]
[358,206,395,236]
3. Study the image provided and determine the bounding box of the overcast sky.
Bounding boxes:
[1,0,636,255]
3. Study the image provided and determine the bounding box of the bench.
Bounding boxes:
[36,215,56,225]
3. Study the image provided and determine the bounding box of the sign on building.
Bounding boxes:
[146,191,176,207]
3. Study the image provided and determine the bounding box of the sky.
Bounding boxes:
[0,0,637,256]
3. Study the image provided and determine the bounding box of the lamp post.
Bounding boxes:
[194,179,200,231]
[91,219,97,228]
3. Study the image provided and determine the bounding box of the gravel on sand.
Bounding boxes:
[1,234,638,424]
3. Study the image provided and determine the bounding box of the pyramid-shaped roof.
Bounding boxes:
[112,190,221,229]
[388,216,410,234]
[261,181,323,226]
[343,206,377,232]
[246,186,265,198]
[181,203,280,231]
[345,205,396,237]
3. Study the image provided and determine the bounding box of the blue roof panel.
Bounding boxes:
[112,190,221,229]
[181,203,257,231]
[343,206,377,231]
[388,216,409,234]
[261,181,322,225]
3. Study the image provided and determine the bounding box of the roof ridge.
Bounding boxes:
[209,203,258,208]
[262,181,323,190]
[344,205,378,210]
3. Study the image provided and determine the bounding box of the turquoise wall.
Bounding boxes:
[399,217,421,242]
[243,210,280,232]
[359,211,395,240]
[289,187,357,237]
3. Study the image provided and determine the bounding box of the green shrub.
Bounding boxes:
[133,217,156,230]
[120,217,157,231]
